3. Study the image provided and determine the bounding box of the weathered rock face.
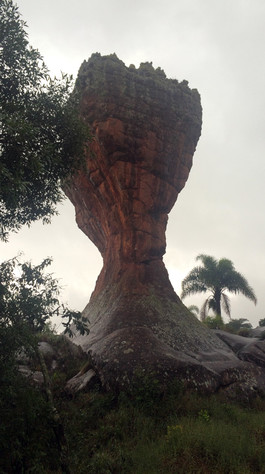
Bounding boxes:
[65,54,265,398]
[67,54,202,293]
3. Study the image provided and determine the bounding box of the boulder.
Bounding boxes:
[215,330,265,370]
[65,368,98,394]
[18,336,88,390]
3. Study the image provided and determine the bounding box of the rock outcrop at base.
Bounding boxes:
[65,54,265,399]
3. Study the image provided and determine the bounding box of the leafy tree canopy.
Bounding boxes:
[0,255,88,472]
[0,256,88,366]
[181,254,257,320]
[225,318,252,334]
[0,0,89,240]
[0,255,89,417]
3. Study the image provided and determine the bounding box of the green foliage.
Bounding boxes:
[198,408,211,422]
[181,254,257,320]
[237,327,252,337]
[0,373,61,473]
[0,256,89,471]
[202,314,224,329]
[188,304,199,317]
[0,255,89,386]
[126,369,162,413]
[259,331,265,340]
[259,318,265,327]
[3,352,265,473]
[0,0,90,240]
[0,256,87,348]
[57,384,265,473]
[225,318,252,334]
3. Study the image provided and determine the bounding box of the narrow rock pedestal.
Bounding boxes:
[66,54,265,398]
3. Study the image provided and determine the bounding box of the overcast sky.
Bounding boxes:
[2,0,265,327]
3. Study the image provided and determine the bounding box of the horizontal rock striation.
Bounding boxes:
[65,54,265,399]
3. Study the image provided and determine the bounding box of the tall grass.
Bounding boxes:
[61,380,265,474]
[3,349,265,473]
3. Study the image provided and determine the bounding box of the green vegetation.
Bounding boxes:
[1,3,264,472]
[0,254,262,473]
[0,0,90,241]
[201,315,253,336]
[225,318,252,334]
[181,254,257,321]
[3,364,265,473]
[0,255,87,351]
[188,304,200,317]
[202,314,224,330]
[0,256,88,473]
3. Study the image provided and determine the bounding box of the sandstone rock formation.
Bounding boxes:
[65,54,265,398]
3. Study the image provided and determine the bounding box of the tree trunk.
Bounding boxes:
[214,290,222,319]
[36,347,71,474]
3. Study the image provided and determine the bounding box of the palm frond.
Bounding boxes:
[200,296,216,321]
[188,305,199,317]
[181,267,208,299]
[221,292,231,319]
[200,298,210,321]
[181,254,257,320]
[196,255,221,290]
[224,271,257,304]
[218,258,234,273]
[208,297,218,313]
[196,254,218,269]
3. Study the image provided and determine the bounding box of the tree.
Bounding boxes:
[188,305,200,317]
[0,0,89,241]
[203,314,224,330]
[0,255,87,341]
[225,318,252,334]
[181,254,257,321]
[0,256,88,473]
[0,255,88,376]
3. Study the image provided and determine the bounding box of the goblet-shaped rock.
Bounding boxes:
[65,55,244,391]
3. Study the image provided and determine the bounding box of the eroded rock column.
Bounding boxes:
[65,54,261,394]
[67,54,202,291]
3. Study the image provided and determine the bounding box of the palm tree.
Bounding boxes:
[188,305,200,317]
[181,254,257,321]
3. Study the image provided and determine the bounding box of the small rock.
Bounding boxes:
[18,365,44,386]
[65,369,98,394]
